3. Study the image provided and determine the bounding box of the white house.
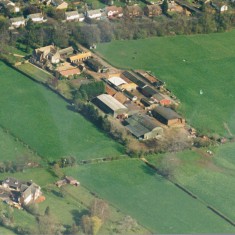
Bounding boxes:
[65,11,84,21]
[86,9,102,20]
[10,16,26,28]
[27,13,46,23]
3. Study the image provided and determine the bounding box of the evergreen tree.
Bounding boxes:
[162,0,168,15]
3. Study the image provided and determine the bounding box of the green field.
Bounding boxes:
[0,61,124,161]
[17,63,53,83]
[97,30,235,136]
[147,142,235,223]
[0,127,39,162]
[64,159,235,233]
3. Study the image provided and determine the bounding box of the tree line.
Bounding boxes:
[0,8,235,54]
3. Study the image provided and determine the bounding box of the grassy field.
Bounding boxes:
[0,127,39,162]
[97,30,235,136]
[17,63,53,83]
[147,142,235,223]
[0,61,124,161]
[64,159,235,234]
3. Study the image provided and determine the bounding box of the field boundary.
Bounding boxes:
[140,158,235,227]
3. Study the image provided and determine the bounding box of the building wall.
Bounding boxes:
[168,118,185,127]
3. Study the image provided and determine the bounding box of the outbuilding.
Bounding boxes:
[152,106,185,127]
[124,113,163,140]
[93,94,128,118]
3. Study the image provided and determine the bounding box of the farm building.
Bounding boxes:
[108,76,137,91]
[93,94,128,118]
[139,85,157,98]
[152,92,171,106]
[152,106,185,127]
[1,178,42,205]
[135,70,165,88]
[121,71,146,87]
[86,59,107,73]
[123,90,138,101]
[59,46,74,58]
[124,113,163,140]
[108,76,127,87]
[140,98,157,110]
[69,52,91,64]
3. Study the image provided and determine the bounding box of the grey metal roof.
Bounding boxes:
[125,113,161,137]
[153,106,181,120]
[96,94,127,111]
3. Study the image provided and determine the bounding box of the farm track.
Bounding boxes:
[140,157,235,227]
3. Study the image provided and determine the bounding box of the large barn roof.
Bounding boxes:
[153,106,181,120]
[125,113,161,137]
[96,94,127,111]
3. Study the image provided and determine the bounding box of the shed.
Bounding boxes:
[152,106,185,126]
[93,94,128,117]
[125,113,163,139]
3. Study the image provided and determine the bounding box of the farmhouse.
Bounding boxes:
[65,11,84,21]
[144,5,162,17]
[124,113,163,140]
[32,45,61,65]
[10,17,26,28]
[69,52,91,64]
[152,106,185,126]
[1,178,42,205]
[93,94,128,118]
[27,13,46,23]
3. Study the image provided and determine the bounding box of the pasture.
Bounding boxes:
[97,30,235,136]
[64,159,235,234]
[0,127,39,162]
[0,61,124,161]
[147,142,235,223]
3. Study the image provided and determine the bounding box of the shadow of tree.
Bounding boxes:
[71,209,89,225]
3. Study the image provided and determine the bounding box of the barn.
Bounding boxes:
[152,106,185,127]
[124,113,163,140]
[93,94,128,118]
